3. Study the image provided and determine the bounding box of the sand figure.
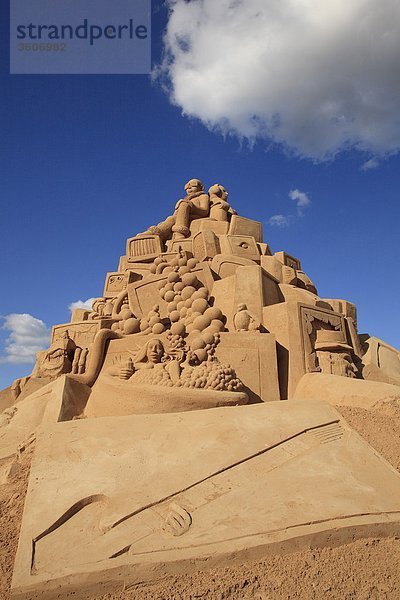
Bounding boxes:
[146,179,210,241]
[208,183,237,221]
[134,338,165,369]
[233,304,260,332]
[32,331,76,379]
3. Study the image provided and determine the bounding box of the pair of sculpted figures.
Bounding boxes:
[145,178,236,241]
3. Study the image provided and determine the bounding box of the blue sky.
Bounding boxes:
[1,0,399,389]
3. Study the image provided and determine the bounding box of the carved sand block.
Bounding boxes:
[257,242,272,256]
[52,321,107,349]
[210,254,259,279]
[274,251,301,271]
[126,233,163,263]
[263,302,351,398]
[11,401,400,600]
[361,336,400,387]
[70,308,90,323]
[103,271,141,299]
[0,376,89,467]
[159,250,193,263]
[85,332,248,416]
[165,238,194,254]
[260,255,285,281]
[103,272,126,297]
[120,261,153,277]
[190,218,229,236]
[294,372,400,409]
[219,234,260,262]
[127,262,214,319]
[192,229,221,261]
[117,255,126,271]
[215,332,280,403]
[85,379,248,417]
[212,264,281,330]
[228,214,263,242]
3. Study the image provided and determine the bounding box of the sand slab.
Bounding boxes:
[11,400,400,599]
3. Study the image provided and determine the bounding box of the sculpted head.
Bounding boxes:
[134,338,166,367]
[184,179,204,195]
[208,184,228,201]
[146,339,164,363]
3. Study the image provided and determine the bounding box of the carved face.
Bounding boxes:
[184,179,204,195]
[147,339,164,363]
[218,185,228,200]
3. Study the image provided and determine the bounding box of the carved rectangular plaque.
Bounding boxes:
[126,234,163,263]
[103,271,143,299]
[219,234,260,261]
[228,215,263,242]
[51,321,104,349]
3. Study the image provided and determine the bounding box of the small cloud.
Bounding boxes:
[68,298,95,312]
[361,158,380,171]
[289,189,311,214]
[0,314,51,365]
[268,214,291,227]
[269,189,311,227]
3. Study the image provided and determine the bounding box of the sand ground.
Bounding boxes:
[1,402,400,600]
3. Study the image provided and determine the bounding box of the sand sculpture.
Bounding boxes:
[1,178,400,599]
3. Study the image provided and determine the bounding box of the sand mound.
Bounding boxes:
[1,403,400,600]
[0,441,34,599]
[339,401,400,472]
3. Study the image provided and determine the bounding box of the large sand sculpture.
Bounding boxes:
[1,178,400,599]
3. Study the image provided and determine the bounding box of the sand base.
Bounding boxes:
[1,400,400,599]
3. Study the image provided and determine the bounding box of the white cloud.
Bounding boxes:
[68,298,95,312]
[361,158,380,171]
[160,0,400,160]
[269,189,310,227]
[289,189,311,215]
[0,314,51,365]
[268,214,291,227]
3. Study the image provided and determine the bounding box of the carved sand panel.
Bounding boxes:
[103,271,142,299]
[299,304,347,373]
[262,302,351,398]
[219,234,260,262]
[362,337,400,386]
[228,214,263,242]
[12,401,400,600]
[52,321,103,349]
[126,234,163,263]
[215,332,280,403]
[128,262,214,319]
[190,218,229,236]
[192,229,221,261]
